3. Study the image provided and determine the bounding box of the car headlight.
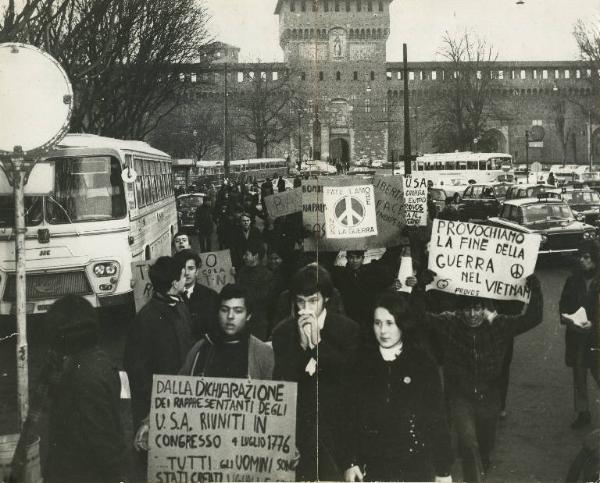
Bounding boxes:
[583,231,595,240]
[93,262,120,278]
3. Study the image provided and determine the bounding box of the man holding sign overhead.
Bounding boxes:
[416,269,543,483]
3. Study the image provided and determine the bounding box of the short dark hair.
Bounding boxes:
[219,283,252,314]
[290,264,334,299]
[173,230,190,242]
[174,249,201,269]
[578,240,600,266]
[149,256,183,294]
[373,292,416,332]
[246,239,265,258]
[46,295,99,354]
[347,250,365,258]
[455,295,495,311]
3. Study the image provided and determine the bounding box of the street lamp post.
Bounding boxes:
[525,129,530,181]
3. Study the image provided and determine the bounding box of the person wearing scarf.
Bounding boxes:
[180,283,274,379]
[343,292,453,482]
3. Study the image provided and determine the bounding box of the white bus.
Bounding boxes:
[412,152,514,185]
[0,134,178,315]
[195,158,290,185]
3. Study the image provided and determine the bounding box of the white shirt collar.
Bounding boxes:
[379,342,403,361]
[185,284,195,296]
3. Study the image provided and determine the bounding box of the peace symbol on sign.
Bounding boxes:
[510,263,524,279]
[334,196,365,227]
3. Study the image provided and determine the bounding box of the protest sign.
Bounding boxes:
[402,176,428,226]
[427,219,541,302]
[323,184,378,238]
[148,375,297,483]
[264,188,302,218]
[131,259,154,312]
[303,175,406,250]
[197,250,235,293]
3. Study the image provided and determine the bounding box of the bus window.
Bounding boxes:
[445,161,456,170]
[134,158,145,207]
[48,156,126,223]
[458,162,467,170]
[467,161,478,170]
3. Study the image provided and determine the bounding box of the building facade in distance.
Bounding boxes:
[170,0,599,167]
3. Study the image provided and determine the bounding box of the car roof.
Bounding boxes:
[177,193,206,199]
[503,197,566,207]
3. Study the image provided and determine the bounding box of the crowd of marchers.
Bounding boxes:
[32,176,599,483]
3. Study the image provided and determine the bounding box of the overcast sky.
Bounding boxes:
[203,0,600,62]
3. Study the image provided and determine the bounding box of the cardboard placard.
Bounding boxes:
[427,219,541,302]
[197,250,235,293]
[264,188,302,218]
[403,176,428,226]
[148,375,298,482]
[323,184,378,238]
[131,259,154,312]
[302,175,406,251]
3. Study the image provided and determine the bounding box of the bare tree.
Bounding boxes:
[151,102,223,160]
[1,0,212,139]
[431,31,502,152]
[573,18,600,120]
[231,69,295,158]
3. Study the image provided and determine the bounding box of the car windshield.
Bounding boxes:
[494,185,508,197]
[522,203,574,223]
[430,190,446,200]
[0,156,126,227]
[178,196,203,209]
[562,191,600,204]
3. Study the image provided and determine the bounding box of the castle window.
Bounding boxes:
[291,0,295,11]
[368,0,373,11]
[301,1,306,11]
[335,0,340,11]
[365,99,371,113]
[319,71,324,81]
[310,28,314,38]
[324,0,328,11]
[301,72,306,81]
[357,0,361,11]
[322,29,327,38]
[378,0,383,11]
[377,28,382,38]
[349,30,353,39]
[336,71,341,80]
[346,0,351,11]
[370,71,375,81]
[353,71,358,80]
[313,0,317,11]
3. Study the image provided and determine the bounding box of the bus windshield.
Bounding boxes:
[0,156,126,227]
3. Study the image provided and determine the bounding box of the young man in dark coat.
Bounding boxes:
[230,211,263,268]
[45,295,127,483]
[417,274,543,483]
[123,256,192,447]
[271,264,360,481]
[174,249,219,341]
[180,283,274,379]
[559,241,600,429]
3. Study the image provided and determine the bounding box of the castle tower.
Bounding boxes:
[275,0,393,164]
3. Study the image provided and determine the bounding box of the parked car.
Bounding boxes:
[176,193,206,229]
[561,187,600,228]
[488,196,597,255]
[504,183,561,200]
[457,182,512,221]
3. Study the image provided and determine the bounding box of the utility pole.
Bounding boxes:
[525,129,530,180]
[403,44,412,175]
[588,110,593,170]
[223,62,230,178]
